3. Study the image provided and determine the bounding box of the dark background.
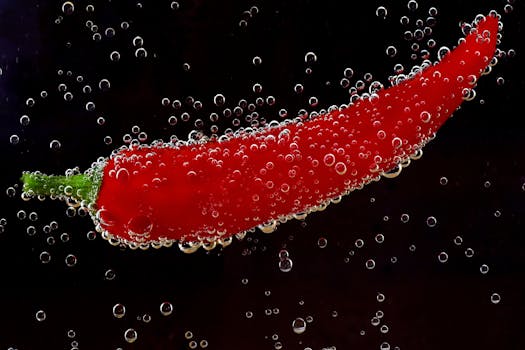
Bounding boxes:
[0,0,524,349]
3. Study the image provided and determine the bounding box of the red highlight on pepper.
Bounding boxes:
[21,14,500,253]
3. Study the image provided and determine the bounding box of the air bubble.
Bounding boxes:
[65,254,77,267]
[426,216,437,227]
[124,328,137,343]
[6,187,16,197]
[10,134,20,145]
[437,251,448,263]
[160,301,173,316]
[252,83,262,94]
[85,102,96,111]
[490,293,501,304]
[110,51,121,62]
[135,48,147,58]
[213,94,225,106]
[35,310,46,322]
[323,153,336,167]
[279,258,293,272]
[98,79,111,91]
[19,115,30,126]
[386,46,397,57]
[105,27,115,38]
[420,111,431,123]
[133,36,144,47]
[112,303,126,318]
[365,259,376,269]
[376,6,388,19]
[252,56,262,66]
[62,2,74,15]
[294,84,304,94]
[377,293,386,302]
[104,269,116,280]
[279,249,289,260]
[304,52,317,63]
[407,0,418,11]
[49,140,62,151]
[39,251,51,264]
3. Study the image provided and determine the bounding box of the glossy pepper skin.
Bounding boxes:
[22,14,499,252]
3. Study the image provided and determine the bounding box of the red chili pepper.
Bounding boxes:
[22,14,499,252]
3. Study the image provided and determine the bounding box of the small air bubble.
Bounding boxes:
[279,258,293,272]
[65,254,77,267]
[365,259,376,269]
[39,251,51,264]
[426,216,437,227]
[98,79,111,91]
[110,51,121,62]
[35,310,47,322]
[437,251,448,263]
[386,46,397,57]
[135,48,147,58]
[376,6,388,19]
[62,2,74,15]
[85,102,96,112]
[490,293,501,304]
[113,303,126,318]
[49,140,62,150]
[124,328,137,343]
[160,301,173,316]
[10,135,20,145]
[252,56,262,66]
[214,94,225,106]
[19,115,30,126]
[454,236,463,246]
[104,269,116,280]
[304,52,317,63]
[407,0,418,11]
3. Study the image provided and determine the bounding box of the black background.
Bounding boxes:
[0,0,524,349]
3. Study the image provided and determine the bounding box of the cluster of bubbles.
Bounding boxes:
[2,1,514,349]
[278,249,293,273]
[238,5,260,28]
[184,330,209,349]
[109,301,176,344]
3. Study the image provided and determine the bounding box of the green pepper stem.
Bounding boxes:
[21,172,95,202]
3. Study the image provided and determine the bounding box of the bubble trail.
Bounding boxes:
[21,14,499,253]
